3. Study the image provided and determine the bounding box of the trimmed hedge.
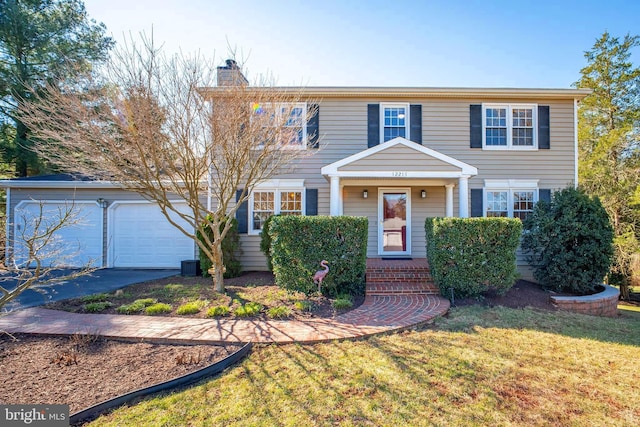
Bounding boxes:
[198,215,242,279]
[521,187,613,294]
[259,214,279,272]
[425,217,522,299]
[269,215,368,297]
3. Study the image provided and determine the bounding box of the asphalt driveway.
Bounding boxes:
[2,268,180,312]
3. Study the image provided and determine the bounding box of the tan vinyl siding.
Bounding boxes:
[174,95,576,271]
[420,98,576,190]
[338,145,462,172]
[239,235,268,271]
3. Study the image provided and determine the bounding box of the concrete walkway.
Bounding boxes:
[0,294,450,344]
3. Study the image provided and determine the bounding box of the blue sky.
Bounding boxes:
[83,0,639,88]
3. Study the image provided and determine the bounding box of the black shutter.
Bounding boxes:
[538,105,550,149]
[538,189,551,204]
[410,104,422,144]
[470,104,482,148]
[367,104,380,148]
[305,188,318,215]
[235,189,248,233]
[470,189,483,217]
[307,104,319,148]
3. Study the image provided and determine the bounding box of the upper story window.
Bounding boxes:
[253,102,308,149]
[483,104,537,149]
[381,104,408,142]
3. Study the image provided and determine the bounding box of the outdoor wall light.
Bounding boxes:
[363,189,368,199]
[97,198,108,208]
[421,190,427,199]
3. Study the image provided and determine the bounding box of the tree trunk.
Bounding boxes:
[209,244,225,293]
[15,120,29,177]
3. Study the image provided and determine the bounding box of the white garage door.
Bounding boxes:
[109,202,195,268]
[13,201,103,268]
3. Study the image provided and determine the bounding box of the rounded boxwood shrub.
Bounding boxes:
[521,187,613,294]
[425,217,522,299]
[269,215,368,298]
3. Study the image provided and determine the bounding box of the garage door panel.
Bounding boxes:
[13,202,102,268]
[110,203,194,268]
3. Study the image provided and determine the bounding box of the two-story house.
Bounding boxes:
[230,85,589,279]
[1,64,590,279]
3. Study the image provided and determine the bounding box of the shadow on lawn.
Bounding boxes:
[428,304,640,347]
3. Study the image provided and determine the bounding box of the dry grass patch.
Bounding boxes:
[89,306,640,426]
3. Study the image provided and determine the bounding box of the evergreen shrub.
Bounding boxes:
[521,187,613,294]
[425,217,522,299]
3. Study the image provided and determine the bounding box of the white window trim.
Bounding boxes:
[248,183,306,235]
[380,103,410,144]
[252,102,308,150]
[482,103,538,150]
[483,180,539,218]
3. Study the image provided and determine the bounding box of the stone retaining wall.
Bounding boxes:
[550,284,619,317]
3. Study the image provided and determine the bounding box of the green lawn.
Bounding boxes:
[90,306,640,426]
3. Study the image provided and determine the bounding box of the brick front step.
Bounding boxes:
[366,282,439,296]
[365,258,439,296]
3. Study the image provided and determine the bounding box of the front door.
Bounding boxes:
[378,188,411,256]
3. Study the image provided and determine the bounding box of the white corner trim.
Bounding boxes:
[484,179,539,189]
[321,137,478,177]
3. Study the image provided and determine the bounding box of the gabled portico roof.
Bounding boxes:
[321,137,478,179]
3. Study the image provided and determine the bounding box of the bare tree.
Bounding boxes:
[1,200,95,311]
[17,37,316,292]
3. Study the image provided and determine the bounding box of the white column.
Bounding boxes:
[339,183,344,215]
[330,175,341,216]
[458,175,469,218]
[445,184,454,217]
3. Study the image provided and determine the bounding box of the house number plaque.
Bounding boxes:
[391,171,408,177]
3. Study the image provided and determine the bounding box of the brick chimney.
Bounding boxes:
[216,59,248,86]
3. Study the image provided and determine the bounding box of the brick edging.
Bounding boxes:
[550,284,619,317]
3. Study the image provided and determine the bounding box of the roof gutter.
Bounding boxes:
[200,86,593,100]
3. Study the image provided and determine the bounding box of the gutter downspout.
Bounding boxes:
[574,98,579,188]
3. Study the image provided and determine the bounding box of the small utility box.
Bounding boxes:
[181,260,202,277]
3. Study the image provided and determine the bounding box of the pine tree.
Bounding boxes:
[575,31,640,298]
[0,0,113,176]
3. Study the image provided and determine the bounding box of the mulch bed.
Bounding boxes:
[454,279,557,311]
[0,333,241,414]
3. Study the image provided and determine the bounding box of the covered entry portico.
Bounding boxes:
[320,137,478,258]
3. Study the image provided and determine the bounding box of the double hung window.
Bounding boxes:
[249,183,304,233]
[483,104,536,149]
[252,102,307,149]
[381,104,409,142]
[484,180,538,220]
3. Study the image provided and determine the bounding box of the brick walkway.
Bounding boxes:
[0,294,449,344]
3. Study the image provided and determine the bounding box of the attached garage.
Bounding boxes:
[108,201,195,268]
[2,175,198,270]
[13,200,103,268]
